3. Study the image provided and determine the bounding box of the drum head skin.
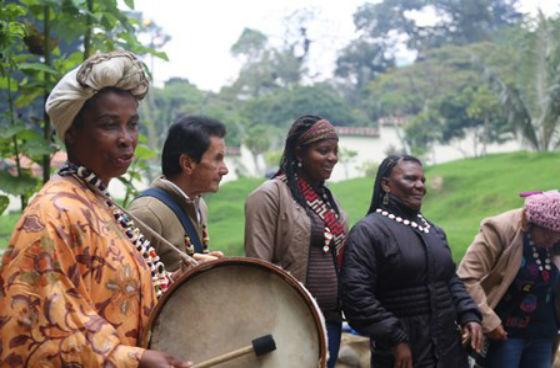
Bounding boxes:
[141,258,328,368]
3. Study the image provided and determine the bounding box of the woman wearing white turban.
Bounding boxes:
[0,51,191,368]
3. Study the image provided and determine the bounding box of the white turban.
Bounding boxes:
[46,50,150,141]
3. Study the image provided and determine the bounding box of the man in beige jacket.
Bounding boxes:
[129,116,229,271]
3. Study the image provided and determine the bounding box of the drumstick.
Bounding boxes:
[112,202,199,268]
[73,173,198,268]
[193,334,276,368]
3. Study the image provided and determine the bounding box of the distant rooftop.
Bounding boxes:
[378,116,410,127]
[335,126,379,137]
[1,151,67,178]
[226,146,241,156]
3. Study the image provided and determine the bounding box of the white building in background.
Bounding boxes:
[222,117,526,183]
[328,118,524,182]
[1,118,526,213]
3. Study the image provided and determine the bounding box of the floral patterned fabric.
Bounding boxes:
[0,175,157,367]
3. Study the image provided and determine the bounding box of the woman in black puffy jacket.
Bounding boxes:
[341,154,483,368]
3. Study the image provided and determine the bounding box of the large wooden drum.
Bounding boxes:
[141,257,328,367]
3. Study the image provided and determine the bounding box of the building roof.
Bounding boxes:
[1,151,67,177]
[335,126,379,137]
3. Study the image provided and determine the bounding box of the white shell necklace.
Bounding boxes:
[528,232,552,272]
[375,208,431,234]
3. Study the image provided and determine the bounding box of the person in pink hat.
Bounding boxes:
[458,191,560,368]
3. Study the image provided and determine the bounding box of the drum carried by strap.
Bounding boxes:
[141,257,328,367]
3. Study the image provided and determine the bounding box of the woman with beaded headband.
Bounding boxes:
[245,115,349,368]
[458,191,560,368]
[0,51,191,367]
[341,154,482,368]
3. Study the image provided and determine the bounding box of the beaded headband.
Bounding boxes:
[297,119,338,147]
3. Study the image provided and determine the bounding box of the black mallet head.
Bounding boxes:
[252,334,276,356]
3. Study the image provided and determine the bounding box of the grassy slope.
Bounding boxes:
[207,151,560,260]
[2,151,559,261]
[422,151,559,259]
[205,177,264,255]
[333,151,560,260]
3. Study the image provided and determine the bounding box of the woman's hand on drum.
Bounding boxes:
[392,342,413,368]
[140,350,192,368]
[487,324,508,341]
[461,321,483,353]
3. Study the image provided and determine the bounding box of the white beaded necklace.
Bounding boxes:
[59,163,171,297]
[527,232,552,272]
[375,208,431,234]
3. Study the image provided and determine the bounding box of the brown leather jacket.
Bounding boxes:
[244,178,348,283]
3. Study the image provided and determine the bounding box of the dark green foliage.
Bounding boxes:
[0,0,165,213]
[352,0,521,51]
[242,84,367,128]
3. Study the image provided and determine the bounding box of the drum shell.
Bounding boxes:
[141,257,328,368]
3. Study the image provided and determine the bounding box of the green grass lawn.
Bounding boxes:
[422,151,560,259]
[204,177,264,255]
[207,150,559,260]
[2,151,559,262]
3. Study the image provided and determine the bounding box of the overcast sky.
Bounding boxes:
[133,0,560,91]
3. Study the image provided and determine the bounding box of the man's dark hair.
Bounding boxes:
[162,115,226,178]
[366,154,423,215]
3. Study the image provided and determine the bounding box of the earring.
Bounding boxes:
[297,161,302,168]
[383,192,389,206]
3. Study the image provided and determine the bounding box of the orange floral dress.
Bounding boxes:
[0,175,157,367]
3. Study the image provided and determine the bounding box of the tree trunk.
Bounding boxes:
[7,69,27,210]
[472,128,479,158]
[83,0,94,60]
[42,5,52,184]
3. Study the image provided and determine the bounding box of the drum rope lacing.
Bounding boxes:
[58,162,171,297]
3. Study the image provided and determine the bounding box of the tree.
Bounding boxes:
[231,28,268,61]
[0,0,166,212]
[403,110,441,159]
[244,125,271,176]
[363,43,513,156]
[228,11,317,100]
[351,0,520,53]
[335,0,521,118]
[1,1,46,210]
[366,44,485,117]
[475,14,560,151]
[230,43,305,98]
[427,86,511,157]
[339,147,358,180]
[242,83,367,129]
[465,85,513,155]
[335,38,395,120]
[145,78,245,150]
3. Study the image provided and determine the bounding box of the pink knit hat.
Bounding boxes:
[524,191,560,232]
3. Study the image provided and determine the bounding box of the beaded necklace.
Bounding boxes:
[58,162,171,297]
[375,208,431,234]
[278,174,347,266]
[527,232,552,282]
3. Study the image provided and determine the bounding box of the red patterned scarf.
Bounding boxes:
[290,175,347,267]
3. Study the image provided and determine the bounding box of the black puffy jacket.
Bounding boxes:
[341,199,481,368]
